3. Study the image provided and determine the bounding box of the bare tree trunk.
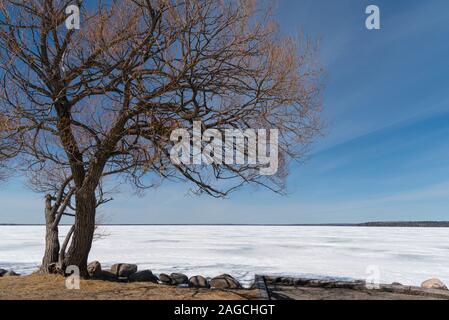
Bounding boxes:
[41,195,60,272]
[63,189,96,277]
[59,225,75,267]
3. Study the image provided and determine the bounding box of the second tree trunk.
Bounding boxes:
[63,190,96,277]
[41,196,60,272]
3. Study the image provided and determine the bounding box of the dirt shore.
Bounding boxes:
[3,274,448,300]
[0,274,260,300]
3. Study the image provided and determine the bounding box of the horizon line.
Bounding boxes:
[1,221,449,227]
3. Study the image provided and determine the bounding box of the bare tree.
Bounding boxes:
[0,0,323,276]
[0,115,9,181]
[0,114,15,180]
[0,117,7,180]
[33,170,112,271]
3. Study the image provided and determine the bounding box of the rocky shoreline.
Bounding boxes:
[88,261,243,289]
[261,276,449,300]
[2,261,449,298]
[1,261,244,290]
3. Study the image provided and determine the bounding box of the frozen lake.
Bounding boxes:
[1,225,449,286]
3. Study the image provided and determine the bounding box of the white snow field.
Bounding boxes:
[1,225,449,287]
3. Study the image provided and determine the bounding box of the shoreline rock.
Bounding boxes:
[87,261,102,278]
[421,278,448,290]
[97,270,118,281]
[159,273,174,285]
[111,263,138,278]
[210,274,242,289]
[129,270,158,283]
[189,275,210,288]
[170,273,188,285]
[3,270,20,277]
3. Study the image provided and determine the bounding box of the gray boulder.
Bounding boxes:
[129,270,158,283]
[3,270,20,277]
[171,273,188,285]
[111,263,138,277]
[210,274,242,289]
[87,261,102,278]
[159,273,174,285]
[421,278,448,290]
[97,270,118,281]
[0,269,7,277]
[189,275,210,288]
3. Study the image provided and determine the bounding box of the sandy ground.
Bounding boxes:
[0,274,260,300]
[3,274,446,300]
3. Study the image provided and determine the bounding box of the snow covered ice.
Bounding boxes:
[1,225,449,287]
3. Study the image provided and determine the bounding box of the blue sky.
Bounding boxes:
[1,0,449,224]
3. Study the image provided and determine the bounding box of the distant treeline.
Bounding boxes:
[356,221,449,227]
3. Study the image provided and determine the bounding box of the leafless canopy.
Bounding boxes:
[0,0,323,199]
[0,114,14,180]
